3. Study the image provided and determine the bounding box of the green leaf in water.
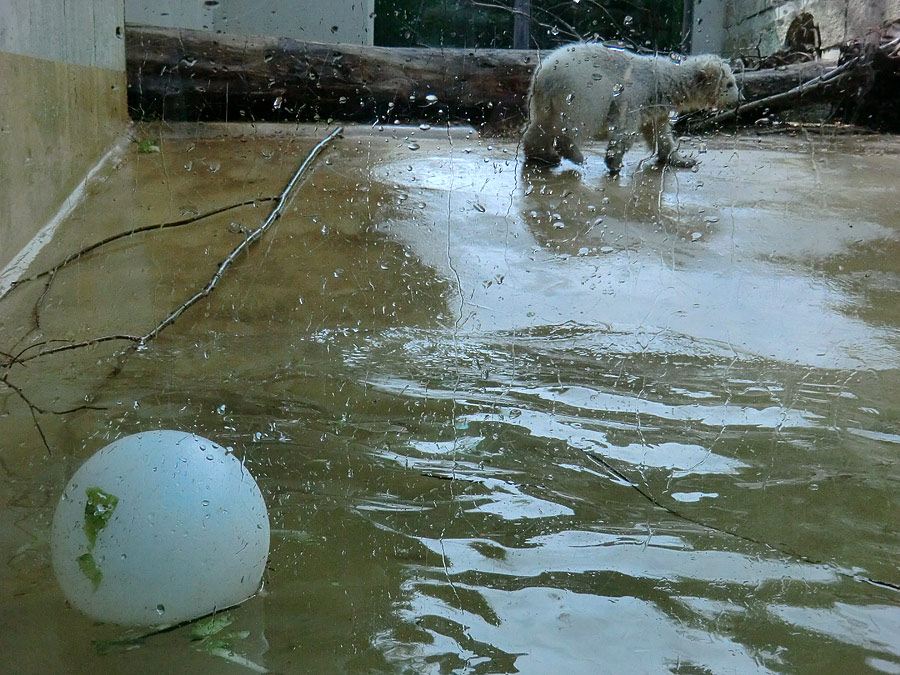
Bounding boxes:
[93,633,147,655]
[190,613,234,641]
[137,138,160,153]
[83,486,119,548]
[77,552,103,590]
[201,639,232,652]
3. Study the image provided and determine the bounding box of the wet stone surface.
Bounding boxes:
[1,123,898,674]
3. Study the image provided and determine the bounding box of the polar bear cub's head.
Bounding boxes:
[677,56,740,111]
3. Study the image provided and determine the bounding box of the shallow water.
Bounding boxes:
[1,124,898,673]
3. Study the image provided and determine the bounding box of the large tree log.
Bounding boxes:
[125,24,874,132]
[735,61,834,99]
[126,24,539,130]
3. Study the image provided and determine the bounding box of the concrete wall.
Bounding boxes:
[126,0,375,45]
[687,0,728,55]
[686,0,900,56]
[0,1,128,272]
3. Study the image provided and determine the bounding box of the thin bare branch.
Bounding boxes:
[694,34,900,129]
[12,335,143,364]
[2,197,278,302]
[1,377,106,415]
[469,0,582,44]
[2,378,52,454]
[6,126,344,367]
[585,451,900,593]
[1,127,343,454]
[139,125,344,343]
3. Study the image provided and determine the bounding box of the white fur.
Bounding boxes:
[522,43,740,173]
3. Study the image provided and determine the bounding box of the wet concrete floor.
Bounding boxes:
[1,123,898,673]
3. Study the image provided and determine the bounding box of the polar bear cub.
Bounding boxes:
[522,43,740,173]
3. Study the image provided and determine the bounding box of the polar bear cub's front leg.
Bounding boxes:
[641,113,696,169]
[522,103,585,166]
[522,116,562,166]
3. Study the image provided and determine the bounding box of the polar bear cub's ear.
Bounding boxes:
[693,59,722,86]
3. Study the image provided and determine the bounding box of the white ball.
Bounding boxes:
[51,430,270,626]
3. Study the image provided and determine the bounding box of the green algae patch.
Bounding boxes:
[77,552,103,590]
[83,486,119,547]
[78,486,119,589]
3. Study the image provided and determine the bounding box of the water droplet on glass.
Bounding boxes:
[201,500,210,507]
[407,142,420,150]
[566,93,575,105]
[273,96,283,109]
[473,203,486,213]
[156,604,166,616]
[425,94,438,103]
[419,123,431,130]
[691,231,703,241]
[612,83,624,97]
[623,15,633,25]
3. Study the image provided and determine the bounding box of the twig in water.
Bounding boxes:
[1,376,107,455]
[7,126,344,366]
[1,197,279,302]
[1,127,343,453]
[584,451,900,593]
[140,125,344,342]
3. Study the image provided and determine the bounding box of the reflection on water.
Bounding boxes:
[1,125,898,674]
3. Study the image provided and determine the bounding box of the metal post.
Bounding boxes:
[513,0,531,49]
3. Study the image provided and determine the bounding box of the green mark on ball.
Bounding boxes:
[77,553,103,590]
[78,487,119,588]
[83,486,119,547]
